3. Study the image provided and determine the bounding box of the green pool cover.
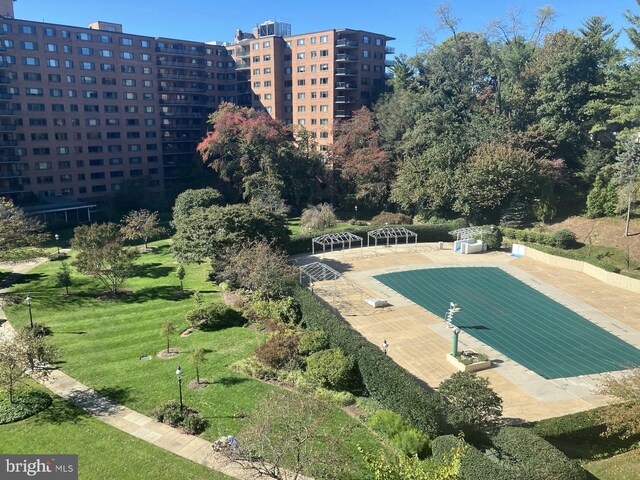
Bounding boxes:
[375,267,640,379]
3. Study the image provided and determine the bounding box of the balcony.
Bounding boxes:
[159,99,205,105]
[0,140,17,147]
[335,68,357,76]
[336,39,358,48]
[156,60,206,69]
[0,154,19,163]
[385,46,395,54]
[336,54,357,62]
[0,61,8,68]
[159,112,204,118]
[158,86,207,93]
[156,47,205,56]
[335,110,352,118]
[385,59,395,67]
[0,123,15,131]
[157,73,206,81]
[0,93,11,99]
[235,49,250,58]
[0,170,21,179]
[335,82,357,90]
[335,96,357,103]
[235,60,250,70]
[0,77,9,84]
[0,108,14,116]
[0,185,24,194]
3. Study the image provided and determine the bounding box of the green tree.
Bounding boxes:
[0,334,57,403]
[171,188,223,227]
[586,165,619,218]
[72,223,137,294]
[176,264,185,290]
[190,347,206,385]
[171,204,289,264]
[120,209,166,250]
[615,137,640,235]
[160,321,176,354]
[56,262,72,295]
[438,371,503,437]
[0,198,47,262]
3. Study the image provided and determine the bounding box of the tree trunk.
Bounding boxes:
[166,338,170,354]
[65,285,69,295]
[8,383,13,404]
[625,191,632,237]
[196,366,200,384]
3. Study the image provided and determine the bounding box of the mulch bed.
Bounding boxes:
[187,379,210,389]
[156,348,180,359]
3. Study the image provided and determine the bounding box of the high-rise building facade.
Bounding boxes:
[0,2,392,205]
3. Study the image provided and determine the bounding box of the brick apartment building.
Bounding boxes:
[0,0,393,209]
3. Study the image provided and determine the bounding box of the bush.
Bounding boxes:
[152,400,206,434]
[500,226,576,250]
[185,303,244,330]
[300,203,337,232]
[250,297,302,324]
[181,411,207,435]
[294,286,445,437]
[0,390,52,424]
[432,435,510,480]
[231,357,279,381]
[370,212,413,226]
[368,410,431,459]
[483,229,503,251]
[493,427,587,480]
[314,387,356,406]
[254,332,302,370]
[297,330,329,356]
[306,348,355,391]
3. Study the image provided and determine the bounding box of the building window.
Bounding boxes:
[252,43,259,50]
[296,38,305,46]
[120,38,133,46]
[44,28,55,37]
[297,79,305,86]
[263,41,271,48]
[375,38,383,46]
[320,63,329,71]
[264,67,271,74]
[26,87,43,96]
[320,35,328,43]
[363,36,371,44]
[253,68,260,75]
[140,40,150,48]
[320,105,329,112]
[23,57,39,66]
[20,25,36,35]
[320,49,329,57]
[98,35,112,43]
[298,119,306,125]
[320,118,329,125]
[297,106,305,112]
[297,52,305,59]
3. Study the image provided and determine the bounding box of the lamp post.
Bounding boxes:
[354,205,358,221]
[25,295,33,329]
[452,327,461,357]
[54,234,60,255]
[176,366,183,411]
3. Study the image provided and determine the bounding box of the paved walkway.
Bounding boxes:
[0,258,259,480]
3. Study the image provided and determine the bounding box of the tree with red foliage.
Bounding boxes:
[329,107,393,208]
[197,103,323,209]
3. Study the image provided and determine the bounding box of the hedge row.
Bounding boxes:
[287,224,453,255]
[293,286,445,437]
[500,227,577,249]
[431,428,587,480]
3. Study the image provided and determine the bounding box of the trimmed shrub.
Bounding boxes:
[368,409,409,438]
[370,212,413,226]
[493,427,587,480]
[254,332,302,370]
[294,286,445,437]
[483,229,503,251]
[305,348,355,391]
[152,400,206,434]
[250,297,302,324]
[297,330,329,356]
[185,303,244,331]
[368,410,431,458]
[500,226,576,250]
[181,411,207,435]
[0,390,52,424]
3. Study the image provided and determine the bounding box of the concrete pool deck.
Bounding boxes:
[296,243,640,422]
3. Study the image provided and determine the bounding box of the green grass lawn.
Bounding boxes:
[585,449,640,480]
[573,244,640,280]
[0,392,227,480]
[3,240,382,479]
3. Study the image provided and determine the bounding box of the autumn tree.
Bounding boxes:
[330,107,393,208]
[72,223,138,294]
[120,209,166,250]
[0,198,47,262]
[598,368,640,438]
